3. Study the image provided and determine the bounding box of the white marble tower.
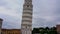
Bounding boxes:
[21,0,33,34]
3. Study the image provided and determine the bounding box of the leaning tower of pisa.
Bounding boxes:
[21,0,33,34]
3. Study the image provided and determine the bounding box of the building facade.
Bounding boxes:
[0,18,3,34]
[1,29,21,34]
[21,0,33,34]
[56,25,60,34]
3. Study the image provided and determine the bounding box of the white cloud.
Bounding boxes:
[32,0,60,28]
[0,0,23,29]
[0,7,20,17]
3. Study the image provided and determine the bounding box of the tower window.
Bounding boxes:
[27,5,29,7]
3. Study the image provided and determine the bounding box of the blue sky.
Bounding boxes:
[0,0,60,29]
